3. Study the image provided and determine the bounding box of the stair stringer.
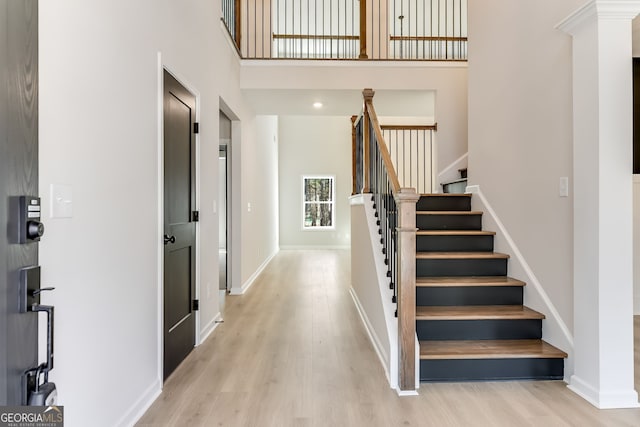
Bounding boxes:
[466,185,574,381]
[349,194,419,394]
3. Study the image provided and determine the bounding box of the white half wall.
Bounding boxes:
[349,195,397,389]
[278,116,351,248]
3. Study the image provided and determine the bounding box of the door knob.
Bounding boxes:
[164,234,176,245]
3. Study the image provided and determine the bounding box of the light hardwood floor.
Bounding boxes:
[137,250,640,427]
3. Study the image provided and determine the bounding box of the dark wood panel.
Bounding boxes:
[0,0,8,406]
[1,0,39,406]
[163,70,196,381]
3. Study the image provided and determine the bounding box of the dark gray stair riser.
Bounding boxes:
[416,286,523,306]
[417,214,482,230]
[419,358,564,382]
[416,319,542,341]
[416,258,508,277]
[417,195,471,212]
[416,234,494,252]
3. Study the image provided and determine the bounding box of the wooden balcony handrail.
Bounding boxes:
[381,124,438,131]
[389,35,468,42]
[272,34,359,41]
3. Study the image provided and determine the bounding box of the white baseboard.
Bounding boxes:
[229,249,278,295]
[569,375,640,409]
[466,184,574,364]
[116,378,162,427]
[199,312,223,344]
[349,287,391,384]
[396,389,419,397]
[438,152,468,188]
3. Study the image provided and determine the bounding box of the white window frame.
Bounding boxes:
[302,175,336,230]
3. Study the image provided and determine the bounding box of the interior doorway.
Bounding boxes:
[219,111,232,302]
[163,70,197,380]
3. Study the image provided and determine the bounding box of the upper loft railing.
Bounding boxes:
[222,0,467,60]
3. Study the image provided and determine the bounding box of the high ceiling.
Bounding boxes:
[241,88,435,118]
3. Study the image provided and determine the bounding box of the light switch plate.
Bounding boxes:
[559,177,569,197]
[50,184,73,218]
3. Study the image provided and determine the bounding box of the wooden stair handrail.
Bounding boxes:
[360,88,419,393]
[363,89,401,194]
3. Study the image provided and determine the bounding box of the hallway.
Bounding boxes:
[137,250,640,426]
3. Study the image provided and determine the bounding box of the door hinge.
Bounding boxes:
[192,210,199,222]
[193,122,199,134]
[192,299,199,311]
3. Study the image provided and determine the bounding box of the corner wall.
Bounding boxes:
[467,0,583,353]
[38,1,278,425]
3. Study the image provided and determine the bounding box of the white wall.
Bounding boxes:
[239,115,280,286]
[467,0,583,347]
[38,1,278,425]
[279,116,351,248]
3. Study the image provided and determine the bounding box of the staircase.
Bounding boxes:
[415,193,567,382]
[441,168,468,193]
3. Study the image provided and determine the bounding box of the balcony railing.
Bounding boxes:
[222,0,467,60]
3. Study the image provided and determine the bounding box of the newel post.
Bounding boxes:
[395,187,419,392]
[351,115,358,195]
[362,88,374,193]
[359,0,368,58]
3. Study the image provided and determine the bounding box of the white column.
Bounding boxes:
[558,0,640,409]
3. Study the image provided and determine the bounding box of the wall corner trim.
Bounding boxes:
[349,287,391,385]
[350,194,365,205]
[557,1,640,34]
[199,312,223,344]
[116,378,162,427]
[468,185,574,347]
[569,376,640,409]
[230,249,279,295]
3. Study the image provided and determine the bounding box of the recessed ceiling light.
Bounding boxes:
[313,102,323,108]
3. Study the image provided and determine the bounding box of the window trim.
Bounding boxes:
[301,175,336,231]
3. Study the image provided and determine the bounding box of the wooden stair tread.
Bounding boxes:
[417,230,496,236]
[419,339,568,360]
[417,211,482,216]
[416,276,525,287]
[416,305,545,320]
[416,252,509,260]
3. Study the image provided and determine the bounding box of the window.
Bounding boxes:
[302,176,335,229]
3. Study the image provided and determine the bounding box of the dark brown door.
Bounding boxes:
[0,0,39,405]
[163,70,197,380]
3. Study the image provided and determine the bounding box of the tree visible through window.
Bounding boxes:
[303,176,335,229]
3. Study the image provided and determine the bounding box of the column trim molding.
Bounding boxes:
[557,0,640,34]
